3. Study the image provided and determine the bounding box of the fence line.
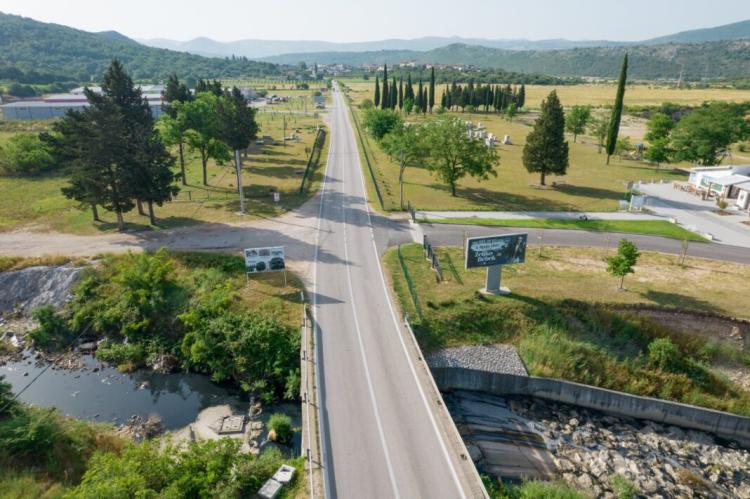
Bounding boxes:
[422,235,443,282]
[349,108,385,210]
[397,245,424,321]
[299,127,327,194]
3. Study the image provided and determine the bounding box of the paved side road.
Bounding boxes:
[417,223,750,265]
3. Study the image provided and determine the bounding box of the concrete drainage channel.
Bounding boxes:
[427,344,750,498]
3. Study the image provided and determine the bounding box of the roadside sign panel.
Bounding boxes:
[465,234,527,269]
[244,246,285,273]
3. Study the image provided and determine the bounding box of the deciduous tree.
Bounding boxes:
[422,119,499,196]
[565,105,591,143]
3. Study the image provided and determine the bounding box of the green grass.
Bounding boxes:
[0,112,328,234]
[385,243,750,416]
[343,82,701,212]
[423,218,706,241]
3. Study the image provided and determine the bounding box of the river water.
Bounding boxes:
[1,353,249,430]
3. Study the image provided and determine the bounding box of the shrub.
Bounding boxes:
[28,305,73,350]
[95,340,147,371]
[0,376,18,417]
[610,474,638,499]
[648,337,680,372]
[716,198,728,210]
[362,108,403,140]
[0,133,56,176]
[267,413,293,444]
[359,98,374,110]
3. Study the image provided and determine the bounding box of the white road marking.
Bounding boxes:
[341,141,401,499]
[339,91,468,499]
[312,97,336,499]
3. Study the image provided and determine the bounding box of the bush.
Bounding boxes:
[610,474,638,499]
[0,375,18,417]
[648,337,680,372]
[267,413,293,444]
[362,108,403,140]
[359,98,374,110]
[28,305,73,350]
[95,340,147,371]
[0,133,56,176]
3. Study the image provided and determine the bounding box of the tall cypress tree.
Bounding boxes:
[518,84,526,109]
[522,90,569,186]
[374,76,380,107]
[405,73,414,101]
[391,78,398,109]
[428,67,436,112]
[398,77,404,110]
[606,54,628,165]
[416,80,423,112]
[381,64,389,110]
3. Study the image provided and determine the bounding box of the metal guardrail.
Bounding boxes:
[349,108,386,210]
[299,128,327,195]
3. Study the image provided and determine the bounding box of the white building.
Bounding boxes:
[687,165,750,211]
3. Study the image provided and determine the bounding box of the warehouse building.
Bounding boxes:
[1,88,166,120]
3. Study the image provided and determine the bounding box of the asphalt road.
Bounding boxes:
[418,224,750,265]
[312,85,472,498]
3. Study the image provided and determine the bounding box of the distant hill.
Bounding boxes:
[139,19,750,60]
[139,36,629,59]
[263,40,750,80]
[643,19,750,45]
[0,12,283,83]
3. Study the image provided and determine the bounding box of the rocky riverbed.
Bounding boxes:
[446,391,750,498]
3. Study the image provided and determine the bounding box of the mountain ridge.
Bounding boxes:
[137,19,750,59]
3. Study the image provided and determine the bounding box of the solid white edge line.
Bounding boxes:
[340,86,468,499]
[341,140,402,499]
[312,97,335,499]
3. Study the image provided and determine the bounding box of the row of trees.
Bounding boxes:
[41,60,260,231]
[441,82,526,115]
[372,66,527,116]
[374,65,437,114]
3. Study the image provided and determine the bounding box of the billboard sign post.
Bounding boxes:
[244,246,287,286]
[465,233,527,295]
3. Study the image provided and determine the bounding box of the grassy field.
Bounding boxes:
[0,111,328,234]
[385,243,750,415]
[423,218,705,241]
[342,79,750,213]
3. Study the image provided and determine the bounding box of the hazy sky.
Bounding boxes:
[3,0,750,42]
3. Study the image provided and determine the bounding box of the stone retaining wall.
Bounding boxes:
[432,367,750,448]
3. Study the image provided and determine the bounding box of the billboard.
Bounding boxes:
[244,246,285,273]
[465,234,527,269]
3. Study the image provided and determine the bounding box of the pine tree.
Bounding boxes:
[374,76,380,107]
[428,66,436,112]
[522,90,569,186]
[381,64,389,110]
[606,54,628,165]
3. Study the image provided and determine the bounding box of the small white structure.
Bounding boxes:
[258,465,296,499]
[502,134,512,145]
[686,165,750,212]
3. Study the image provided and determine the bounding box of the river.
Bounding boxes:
[1,353,252,430]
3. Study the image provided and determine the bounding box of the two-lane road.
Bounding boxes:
[312,85,474,497]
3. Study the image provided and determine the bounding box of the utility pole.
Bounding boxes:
[235,149,246,215]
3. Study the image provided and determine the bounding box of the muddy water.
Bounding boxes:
[1,354,249,430]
